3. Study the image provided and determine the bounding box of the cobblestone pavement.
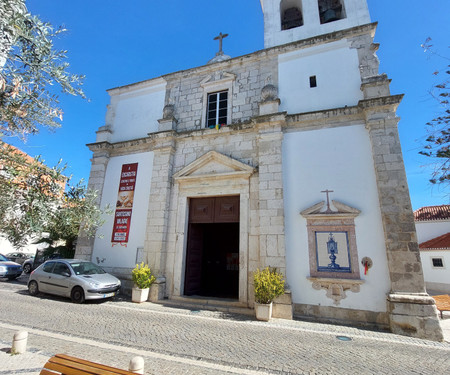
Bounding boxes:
[0,277,449,375]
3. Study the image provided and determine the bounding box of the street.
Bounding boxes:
[0,276,449,375]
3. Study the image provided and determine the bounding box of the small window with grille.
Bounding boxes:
[432,257,444,268]
[206,91,228,128]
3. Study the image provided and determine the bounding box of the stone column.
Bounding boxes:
[75,146,110,260]
[256,114,287,274]
[143,132,176,296]
[362,97,443,341]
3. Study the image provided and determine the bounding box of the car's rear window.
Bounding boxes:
[70,262,106,275]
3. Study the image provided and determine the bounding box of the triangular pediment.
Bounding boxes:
[300,200,361,218]
[173,151,255,182]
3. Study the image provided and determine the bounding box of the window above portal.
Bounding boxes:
[200,72,235,129]
[281,0,304,30]
[206,91,228,128]
[318,0,346,24]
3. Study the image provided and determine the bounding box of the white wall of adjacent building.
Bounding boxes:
[92,152,154,269]
[415,220,450,244]
[278,40,363,114]
[282,124,390,312]
[415,219,450,293]
[420,250,450,293]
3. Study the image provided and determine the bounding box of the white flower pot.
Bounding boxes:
[255,302,273,321]
[131,287,149,303]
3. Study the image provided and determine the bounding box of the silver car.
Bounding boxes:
[0,253,22,280]
[28,259,121,303]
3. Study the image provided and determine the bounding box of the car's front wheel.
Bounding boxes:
[23,264,32,274]
[28,281,39,296]
[71,286,85,304]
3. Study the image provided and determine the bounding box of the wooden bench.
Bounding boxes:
[432,294,450,319]
[40,354,137,375]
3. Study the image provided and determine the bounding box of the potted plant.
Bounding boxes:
[131,262,156,303]
[253,267,285,321]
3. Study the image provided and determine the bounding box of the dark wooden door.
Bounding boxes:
[184,196,240,298]
[184,224,203,295]
[189,196,239,224]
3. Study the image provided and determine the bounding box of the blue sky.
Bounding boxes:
[5,0,450,210]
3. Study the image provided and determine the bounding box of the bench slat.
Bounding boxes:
[53,354,136,374]
[432,294,450,318]
[40,370,59,375]
[41,354,136,375]
[45,362,127,375]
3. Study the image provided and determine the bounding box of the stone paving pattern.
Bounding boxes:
[1,280,449,375]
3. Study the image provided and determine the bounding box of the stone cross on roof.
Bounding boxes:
[214,32,228,55]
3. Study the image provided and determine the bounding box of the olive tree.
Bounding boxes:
[0,0,84,138]
[419,38,449,190]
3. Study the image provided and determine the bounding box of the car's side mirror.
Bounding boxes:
[62,272,71,277]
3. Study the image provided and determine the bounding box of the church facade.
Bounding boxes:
[76,0,443,341]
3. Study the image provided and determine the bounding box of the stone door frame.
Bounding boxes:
[172,151,254,306]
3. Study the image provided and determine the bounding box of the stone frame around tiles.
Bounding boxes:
[301,200,363,305]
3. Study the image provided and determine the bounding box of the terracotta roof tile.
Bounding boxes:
[419,232,450,250]
[414,205,450,221]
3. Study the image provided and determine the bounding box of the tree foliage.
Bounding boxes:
[419,38,450,189]
[0,0,85,138]
[0,2,102,252]
[0,143,107,250]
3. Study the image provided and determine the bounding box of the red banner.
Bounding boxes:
[111,163,138,244]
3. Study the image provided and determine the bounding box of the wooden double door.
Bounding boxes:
[184,196,240,299]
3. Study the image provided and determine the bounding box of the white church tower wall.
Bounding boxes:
[278,39,363,113]
[261,0,370,48]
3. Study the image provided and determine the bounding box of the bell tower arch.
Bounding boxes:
[260,0,371,48]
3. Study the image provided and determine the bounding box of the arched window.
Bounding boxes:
[318,0,346,24]
[280,0,303,31]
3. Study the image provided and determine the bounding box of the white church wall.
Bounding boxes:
[92,152,154,269]
[282,124,390,312]
[261,0,371,48]
[278,40,363,114]
[415,220,450,244]
[420,250,450,293]
[107,79,166,143]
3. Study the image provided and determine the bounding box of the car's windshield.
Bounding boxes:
[0,254,9,262]
[70,262,106,275]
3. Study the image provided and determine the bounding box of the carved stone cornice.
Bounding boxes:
[358,94,404,112]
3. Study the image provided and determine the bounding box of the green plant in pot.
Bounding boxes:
[131,262,156,303]
[253,267,285,321]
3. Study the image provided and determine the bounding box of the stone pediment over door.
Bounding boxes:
[173,151,255,184]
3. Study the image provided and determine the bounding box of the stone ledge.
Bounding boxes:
[387,293,435,305]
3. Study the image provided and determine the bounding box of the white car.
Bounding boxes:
[28,259,121,303]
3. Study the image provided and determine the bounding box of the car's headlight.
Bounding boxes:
[0,266,6,272]
[88,281,100,288]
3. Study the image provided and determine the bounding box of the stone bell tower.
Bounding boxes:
[260,0,371,48]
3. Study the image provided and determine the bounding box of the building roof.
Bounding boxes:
[419,232,450,250]
[414,205,450,221]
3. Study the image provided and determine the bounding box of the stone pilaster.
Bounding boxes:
[362,97,443,341]
[144,132,175,291]
[256,114,287,275]
[75,146,110,260]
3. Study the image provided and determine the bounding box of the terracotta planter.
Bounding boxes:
[254,302,273,321]
[131,287,149,303]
